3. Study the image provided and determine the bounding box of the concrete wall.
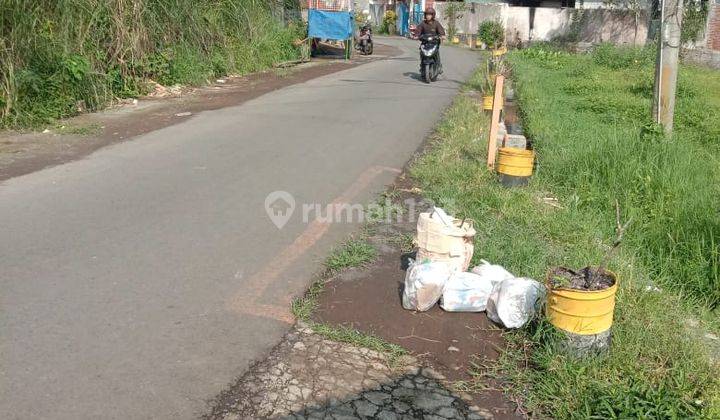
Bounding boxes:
[684,47,720,69]
[435,3,649,46]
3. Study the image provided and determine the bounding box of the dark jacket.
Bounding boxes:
[416,20,446,37]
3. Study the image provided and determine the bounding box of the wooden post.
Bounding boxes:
[487,74,505,169]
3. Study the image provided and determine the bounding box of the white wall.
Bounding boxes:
[435,3,649,45]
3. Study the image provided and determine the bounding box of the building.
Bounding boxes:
[685,0,720,68]
[432,0,649,45]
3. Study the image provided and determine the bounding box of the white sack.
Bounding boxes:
[486,277,546,329]
[470,260,515,286]
[415,208,476,273]
[431,207,455,226]
[402,259,452,312]
[440,272,495,312]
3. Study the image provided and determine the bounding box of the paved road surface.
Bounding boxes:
[0,38,479,419]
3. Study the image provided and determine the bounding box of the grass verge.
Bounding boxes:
[408,47,720,418]
[291,234,406,365]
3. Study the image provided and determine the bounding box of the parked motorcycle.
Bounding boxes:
[419,34,440,83]
[355,24,373,55]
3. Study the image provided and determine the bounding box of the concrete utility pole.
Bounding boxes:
[652,0,684,133]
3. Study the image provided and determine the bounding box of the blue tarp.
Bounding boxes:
[308,10,353,41]
[397,3,409,36]
[413,3,422,25]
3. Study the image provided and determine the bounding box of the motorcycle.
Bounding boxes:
[419,34,440,83]
[355,24,373,55]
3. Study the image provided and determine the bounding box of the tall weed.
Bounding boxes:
[0,0,303,127]
[410,62,720,419]
[510,46,720,307]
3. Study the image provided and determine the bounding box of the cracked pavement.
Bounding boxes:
[205,322,494,420]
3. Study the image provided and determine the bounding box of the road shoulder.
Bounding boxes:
[0,44,399,183]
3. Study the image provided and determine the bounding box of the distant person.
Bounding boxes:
[415,7,445,74]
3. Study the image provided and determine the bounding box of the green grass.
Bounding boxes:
[389,232,415,253]
[0,0,303,128]
[291,278,325,321]
[310,323,409,366]
[54,122,103,136]
[323,237,377,274]
[408,50,720,418]
[512,43,720,308]
[365,190,404,224]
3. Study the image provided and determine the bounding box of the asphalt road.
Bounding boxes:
[0,37,479,419]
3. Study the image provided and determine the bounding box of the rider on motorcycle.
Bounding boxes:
[415,7,446,74]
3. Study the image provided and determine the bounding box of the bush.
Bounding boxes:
[478,20,504,49]
[382,10,397,34]
[0,0,303,128]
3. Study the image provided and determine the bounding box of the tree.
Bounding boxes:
[443,1,467,41]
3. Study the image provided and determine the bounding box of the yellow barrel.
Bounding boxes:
[482,94,503,111]
[492,46,508,57]
[482,95,493,110]
[497,148,534,177]
[546,271,618,335]
[452,36,460,44]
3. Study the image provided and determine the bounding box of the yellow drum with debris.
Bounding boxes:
[497,148,534,177]
[546,270,618,335]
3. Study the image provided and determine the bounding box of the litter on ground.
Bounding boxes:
[402,207,546,329]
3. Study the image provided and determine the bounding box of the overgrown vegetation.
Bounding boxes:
[0,0,303,128]
[477,20,504,49]
[515,43,720,307]
[683,0,711,44]
[409,46,720,418]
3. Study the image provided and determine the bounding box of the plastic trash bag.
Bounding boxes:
[470,260,515,286]
[486,278,546,329]
[402,259,452,312]
[440,272,495,312]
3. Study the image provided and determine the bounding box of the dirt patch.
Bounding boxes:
[549,266,616,291]
[313,186,522,419]
[0,43,400,183]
